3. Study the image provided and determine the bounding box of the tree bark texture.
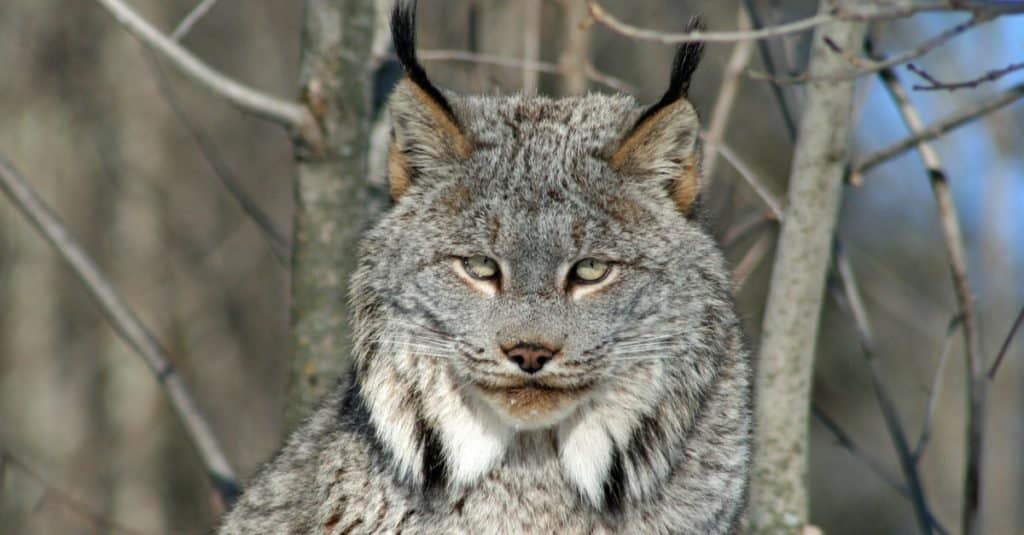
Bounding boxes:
[748,3,865,533]
[287,0,377,430]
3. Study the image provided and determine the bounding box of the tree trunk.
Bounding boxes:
[287,0,377,430]
[748,2,865,532]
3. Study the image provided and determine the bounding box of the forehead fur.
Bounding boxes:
[459,92,638,152]
[452,93,640,194]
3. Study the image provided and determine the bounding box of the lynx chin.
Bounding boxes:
[220,2,752,533]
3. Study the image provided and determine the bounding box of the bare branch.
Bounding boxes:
[702,133,785,220]
[914,316,963,461]
[742,0,798,138]
[418,49,637,94]
[170,0,220,41]
[558,0,591,95]
[850,82,1024,183]
[988,304,1024,379]
[286,0,378,428]
[749,6,865,531]
[751,13,997,84]
[733,230,774,291]
[811,404,909,499]
[811,403,949,535]
[722,209,776,249]
[1,450,148,535]
[908,60,1024,92]
[0,155,239,506]
[704,5,755,181]
[522,0,542,95]
[586,0,833,44]
[835,245,875,351]
[143,49,291,266]
[92,0,323,150]
[831,245,939,535]
[874,55,985,535]
[584,0,1024,45]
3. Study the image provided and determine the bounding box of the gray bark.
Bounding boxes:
[748,2,866,533]
[286,0,378,430]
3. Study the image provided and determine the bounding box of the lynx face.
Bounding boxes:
[351,0,720,438]
[355,90,722,432]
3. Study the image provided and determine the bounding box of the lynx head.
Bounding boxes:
[349,1,736,505]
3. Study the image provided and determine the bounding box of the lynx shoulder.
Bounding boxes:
[220,2,752,533]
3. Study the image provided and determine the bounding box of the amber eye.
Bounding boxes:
[571,258,610,284]
[463,255,500,280]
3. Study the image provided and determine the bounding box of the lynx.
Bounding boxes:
[220,2,752,533]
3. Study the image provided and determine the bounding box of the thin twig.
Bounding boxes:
[751,14,997,84]
[733,230,774,291]
[811,404,909,498]
[1,450,149,535]
[850,82,1024,183]
[418,49,636,94]
[908,60,1024,92]
[586,0,831,44]
[522,0,542,95]
[92,0,322,151]
[988,304,1024,379]
[913,316,963,461]
[704,5,755,181]
[170,0,220,41]
[741,0,798,139]
[581,63,637,94]
[143,49,291,265]
[836,244,875,351]
[873,54,985,535]
[831,249,938,535]
[558,0,591,95]
[0,155,240,507]
[702,133,785,220]
[722,209,776,249]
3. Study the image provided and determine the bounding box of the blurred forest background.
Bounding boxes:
[0,1,1022,533]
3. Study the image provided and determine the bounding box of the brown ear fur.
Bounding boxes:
[610,100,702,215]
[388,142,412,200]
[404,81,472,159]
[387,79,473,200]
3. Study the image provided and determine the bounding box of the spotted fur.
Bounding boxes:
[220,2,751,533]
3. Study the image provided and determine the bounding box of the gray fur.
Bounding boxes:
[221,86,752,534]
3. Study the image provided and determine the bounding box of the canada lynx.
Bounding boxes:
[220,2,752,533]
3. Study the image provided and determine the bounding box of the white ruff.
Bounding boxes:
[426,372,512,486]
[558,411,614,507]
[363,359,423,483]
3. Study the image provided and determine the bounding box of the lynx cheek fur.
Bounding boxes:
[220,3,752,534]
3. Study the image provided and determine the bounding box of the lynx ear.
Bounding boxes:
[388,0,472,200]
[609,20,704,216]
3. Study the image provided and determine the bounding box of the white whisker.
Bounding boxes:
[610,342,678,353]
[614,334,678,345]
[386,340,455,351]
[607,355,681,361]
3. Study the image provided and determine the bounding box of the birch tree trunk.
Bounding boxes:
[287,0,377,429]
[748,2,866,532]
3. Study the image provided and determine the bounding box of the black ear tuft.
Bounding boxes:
[633,16,705,127]
[391,0,456,119]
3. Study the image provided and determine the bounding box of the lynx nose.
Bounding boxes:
[503,343,558,374]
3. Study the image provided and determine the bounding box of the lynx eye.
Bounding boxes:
[571,258,610,284]
[463,255,500,280]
